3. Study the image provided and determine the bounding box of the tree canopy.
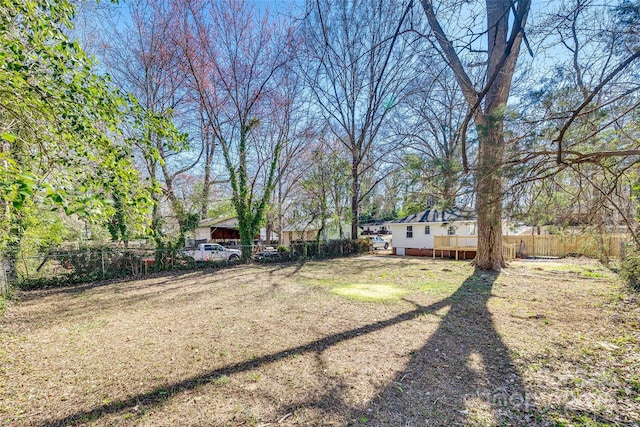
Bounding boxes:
[2,0,640,272]
[0,0,152,258]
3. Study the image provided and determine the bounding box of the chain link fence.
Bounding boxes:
[2,239,370,292]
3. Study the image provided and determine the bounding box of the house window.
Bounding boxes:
[406,225,413,238]
[447,225,456,236]
[467,223,476,235]
[424,225,430,235]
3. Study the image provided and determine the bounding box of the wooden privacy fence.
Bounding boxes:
[434,234,628,259]
[503,234,628,258]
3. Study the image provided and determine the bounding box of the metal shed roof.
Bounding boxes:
[197,217,239,228]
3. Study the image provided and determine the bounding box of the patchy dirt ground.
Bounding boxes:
[1,256,638,426]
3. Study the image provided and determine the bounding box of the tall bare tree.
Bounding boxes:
[177,0,296,260]
[419,1,640,270]
[419,0,531,270]
[302,0,417,240]
[264,72,314,246]
[96,0,199,242]
[397,65,474,211]
[505,0,640,247]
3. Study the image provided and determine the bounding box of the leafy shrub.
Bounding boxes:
[620,246,640,291]
[288,239,367,260]
[14,239,372,290]
[0,293,9,315]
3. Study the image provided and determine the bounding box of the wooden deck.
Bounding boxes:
[434,236,516,260]
[433,246,478,260]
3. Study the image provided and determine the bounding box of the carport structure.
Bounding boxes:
[195,217,241,242]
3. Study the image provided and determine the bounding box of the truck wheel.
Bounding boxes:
[384,243,389,250]
[229,254,240,261]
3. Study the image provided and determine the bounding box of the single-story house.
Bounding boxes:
[360,220,390,235]
[389,207,511,259]
[281,219,352,246]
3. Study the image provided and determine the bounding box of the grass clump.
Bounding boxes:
[330,283,408,301]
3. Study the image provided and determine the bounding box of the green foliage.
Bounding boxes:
[181,212,200,234]
[226,124,282,261]
[299,147,352,241]
[16,248,143,290]
[510,178,573,228]
[621,247,640,291]
[288,239,368,260]
[13,240,373,289]
[399,152,465,215]
[632,177,640,223]
[207,200,236,221]
[107,194,129,243]
[615,0,640,50]
[0,0,154,257]
[17,206,68,256]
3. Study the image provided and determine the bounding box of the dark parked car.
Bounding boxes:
[253,249,287,262]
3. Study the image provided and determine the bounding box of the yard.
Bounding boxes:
[1,256,639,426]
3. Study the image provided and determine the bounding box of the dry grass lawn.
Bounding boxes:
[1,256,639,426]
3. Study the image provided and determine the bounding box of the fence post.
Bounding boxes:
[0,256,8,296]
[532,234,535,257]
[101,251,105,279]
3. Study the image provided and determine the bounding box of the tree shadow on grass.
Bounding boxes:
[349,270,539,426]
[38,269,540,426]
[37,289,449,426]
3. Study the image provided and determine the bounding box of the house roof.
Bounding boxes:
[282,218,347,232]
[360,220,386,226]
[197,216,239,228]
[390,207,476,224]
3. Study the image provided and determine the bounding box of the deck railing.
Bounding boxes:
[433,235,517,260]
[433,235,477,260]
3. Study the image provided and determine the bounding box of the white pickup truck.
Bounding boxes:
[180,243,241,262]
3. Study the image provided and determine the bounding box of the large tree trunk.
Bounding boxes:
[201,135,213,220]
[474,127,506,270]
[239,221,254,263]
[420,0,530,271]
[277,184,284,246]
[147,160,165,247]
[351,161,360,240]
